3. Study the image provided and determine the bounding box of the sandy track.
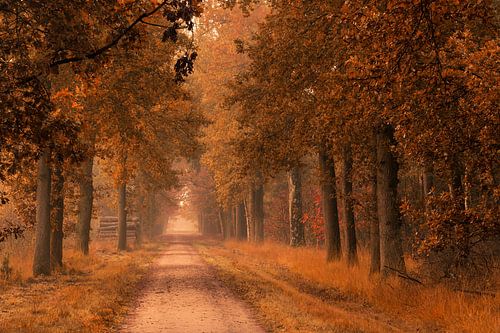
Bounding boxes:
[120,233,265,333]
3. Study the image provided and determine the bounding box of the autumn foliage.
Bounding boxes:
[198,0,499,280]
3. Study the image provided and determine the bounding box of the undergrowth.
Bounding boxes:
[0,237,159,333]
[200,240,499,333]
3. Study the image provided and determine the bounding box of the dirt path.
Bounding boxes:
[120,233,265,333]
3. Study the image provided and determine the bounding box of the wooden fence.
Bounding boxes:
[98,216,138,239]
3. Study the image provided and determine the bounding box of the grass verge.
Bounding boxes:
[198,240,499,333]
[0,240,161,333]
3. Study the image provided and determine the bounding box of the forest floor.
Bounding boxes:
[120,232,264,333]
[198,240,499,333]
[0,239,158,333]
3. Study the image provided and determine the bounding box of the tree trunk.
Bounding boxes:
[318,146,341,261]
[235,202,247,241]
[218,208,227,239]
[340,144,357,265]
[369,134,380,274]
[151,194,159,237]
[33,150,52,276]
[245,196,255,242]
[449,158,464,203]
[77,157,94,255]
[449,157,469,258]
[376,125,406,276]
[254,183,264,243]
[117,181,127,251]
[232,206,237,239]
[225,209,234,239]
[289,165,305,247]
[50,164,64,270]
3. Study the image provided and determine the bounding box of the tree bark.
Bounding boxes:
[449,158,464,203]
[340,144,357,265]
[218,207,227,239]
[117,181,127,251]
[318,146,341,261]
[232,206,237,239]
[199,210,205,234]
[235,202,247,241]
[77,157,94,255]
[376,125,406,276]
[225,209,234,239]
[449,157,469,257]
[245,196,255,242]
[369,134,381,274]
[289,165,305,247]
[50,164,64,270]
[33,150,52,276]
[254,183,265,243]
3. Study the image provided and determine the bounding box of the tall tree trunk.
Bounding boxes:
[318,146,341,261]
[449,158,464,203]
[117,181,127,251]
[289,165,305,247]
[218,208,227,239]
[33,150,52,276]
[369,134,380,274]
[340,144,357,265]
[245,195,255,242]
[449,157,469,258]
[376,125,406,276]
[235,202,247,241]
[254,183,265,243]
[50,164,64,270]
[77,157,94,255]
[225,209,233,239]
[231,206,236,239]
[145,192,156,239]
[151,193,159,237]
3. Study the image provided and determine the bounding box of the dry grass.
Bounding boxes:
[199,240,499,333]
[0,236,160,333]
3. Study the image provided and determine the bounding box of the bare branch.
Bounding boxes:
[140,19,171,29]
[50,0,171,68]
[384,266,423,284]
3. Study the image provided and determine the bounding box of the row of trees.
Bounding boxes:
[199,0,499,278]
[1,0,204,275]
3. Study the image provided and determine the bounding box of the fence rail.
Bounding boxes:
[98,216,138,239]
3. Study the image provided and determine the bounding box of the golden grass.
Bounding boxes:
[0,238,160,333]
[199,240,499,333]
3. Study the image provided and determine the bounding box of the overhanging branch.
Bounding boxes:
[50,0,171,68]
[140,19,171,29]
